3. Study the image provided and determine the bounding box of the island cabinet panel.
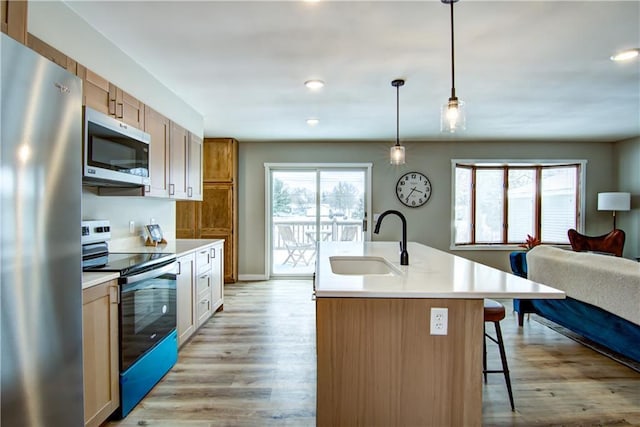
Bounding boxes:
[316,297,483,427]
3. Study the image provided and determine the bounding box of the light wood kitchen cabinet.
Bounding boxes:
[176,252,196,347]
[77,65,112,116]
[77,64,144,129]
[176,138,238,282]
[144,105,171,198]
[177,243,224,347]
[1,0,27,44]
[26,34,77,73]
[203,137,235,182]
[82,279,119,427]
[168,122,203,201]
[199,183,235,283]
[188,133,203,200]
[109,83,145,129]
[195,242,224,327]
[176,201,197,238]
[170,121,189,200]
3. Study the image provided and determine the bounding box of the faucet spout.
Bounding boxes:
[373,210,409,265]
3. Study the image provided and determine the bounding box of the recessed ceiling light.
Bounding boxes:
[610,48,639,61]
[306,118,320,126]
[304,80,325,90]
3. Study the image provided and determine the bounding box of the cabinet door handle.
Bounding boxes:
[211,248,215,259]
[109,99,116,115]
[110,285,120,304]
[188,186,192,197]
[199,274,208,280]
[169,183,175,196]
[177,261,182,275]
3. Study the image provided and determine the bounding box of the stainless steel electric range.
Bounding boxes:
[82,220,178,418]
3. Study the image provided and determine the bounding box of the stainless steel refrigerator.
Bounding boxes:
[1,33,84,425]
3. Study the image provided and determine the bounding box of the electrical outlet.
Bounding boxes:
[430,307,448,335]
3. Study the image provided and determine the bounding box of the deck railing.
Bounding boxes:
[273,218,362,249]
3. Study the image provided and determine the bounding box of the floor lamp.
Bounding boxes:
[597,192,630,230]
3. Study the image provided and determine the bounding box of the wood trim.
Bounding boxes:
[316,297,483,427]
[2,0,27,44]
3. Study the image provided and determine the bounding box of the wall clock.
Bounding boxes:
[396,171,432,208]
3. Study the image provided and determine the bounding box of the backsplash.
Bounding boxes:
[82,187,176,251]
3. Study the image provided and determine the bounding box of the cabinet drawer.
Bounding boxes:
[196,271,211,295]
[197,296,212,324]
[196,247,212,274]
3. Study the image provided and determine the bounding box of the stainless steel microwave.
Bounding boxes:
[83,107,151,187]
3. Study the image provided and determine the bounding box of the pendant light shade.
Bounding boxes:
[441,0,465,133]
[390,79,406,165]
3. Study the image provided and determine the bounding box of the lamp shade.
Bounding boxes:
[597,192,631,211]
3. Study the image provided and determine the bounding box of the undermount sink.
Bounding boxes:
[329,256,402,276]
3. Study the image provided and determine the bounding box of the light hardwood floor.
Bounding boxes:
[108,280,640,427]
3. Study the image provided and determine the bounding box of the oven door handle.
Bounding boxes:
[122,262,176,285]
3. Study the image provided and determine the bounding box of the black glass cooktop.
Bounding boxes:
[83,252,175,275]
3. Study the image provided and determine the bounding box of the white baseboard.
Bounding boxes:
[237,274,269,282]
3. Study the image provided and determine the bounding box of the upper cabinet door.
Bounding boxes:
[77,65,111,116]
[203,138,237,183]
[110,84,144,129]
[1,0,27,44]
[144,106,170,198]
[170,121,189,200]
[188,133,203,201]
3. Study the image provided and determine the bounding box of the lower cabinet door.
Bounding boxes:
[177,253,196,347]
[82,279,119,427]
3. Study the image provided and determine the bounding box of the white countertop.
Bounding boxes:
[315,241,566,299]
[82,272,120,290]
[109,239,224,255]
[82,239,224,289]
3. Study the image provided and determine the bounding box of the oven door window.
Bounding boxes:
[120,270,176,371]
[88,122,149,177]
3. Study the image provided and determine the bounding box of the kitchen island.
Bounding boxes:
[315,241,564,427]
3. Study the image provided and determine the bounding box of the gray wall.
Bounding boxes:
[239,140,618,277]
[614,137,640,259]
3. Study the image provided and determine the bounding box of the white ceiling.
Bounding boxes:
[66,0,640,142]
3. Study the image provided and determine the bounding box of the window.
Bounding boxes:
[453,161,584,247]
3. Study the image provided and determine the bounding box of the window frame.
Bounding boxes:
[450,159,587,251]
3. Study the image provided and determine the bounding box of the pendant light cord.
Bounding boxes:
[396,83,400,146]
[450,1,456,98]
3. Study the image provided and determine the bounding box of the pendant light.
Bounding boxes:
[441,0,465,133]
[390,79,406,165]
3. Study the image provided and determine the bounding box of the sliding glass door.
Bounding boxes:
[267,164,371,278]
